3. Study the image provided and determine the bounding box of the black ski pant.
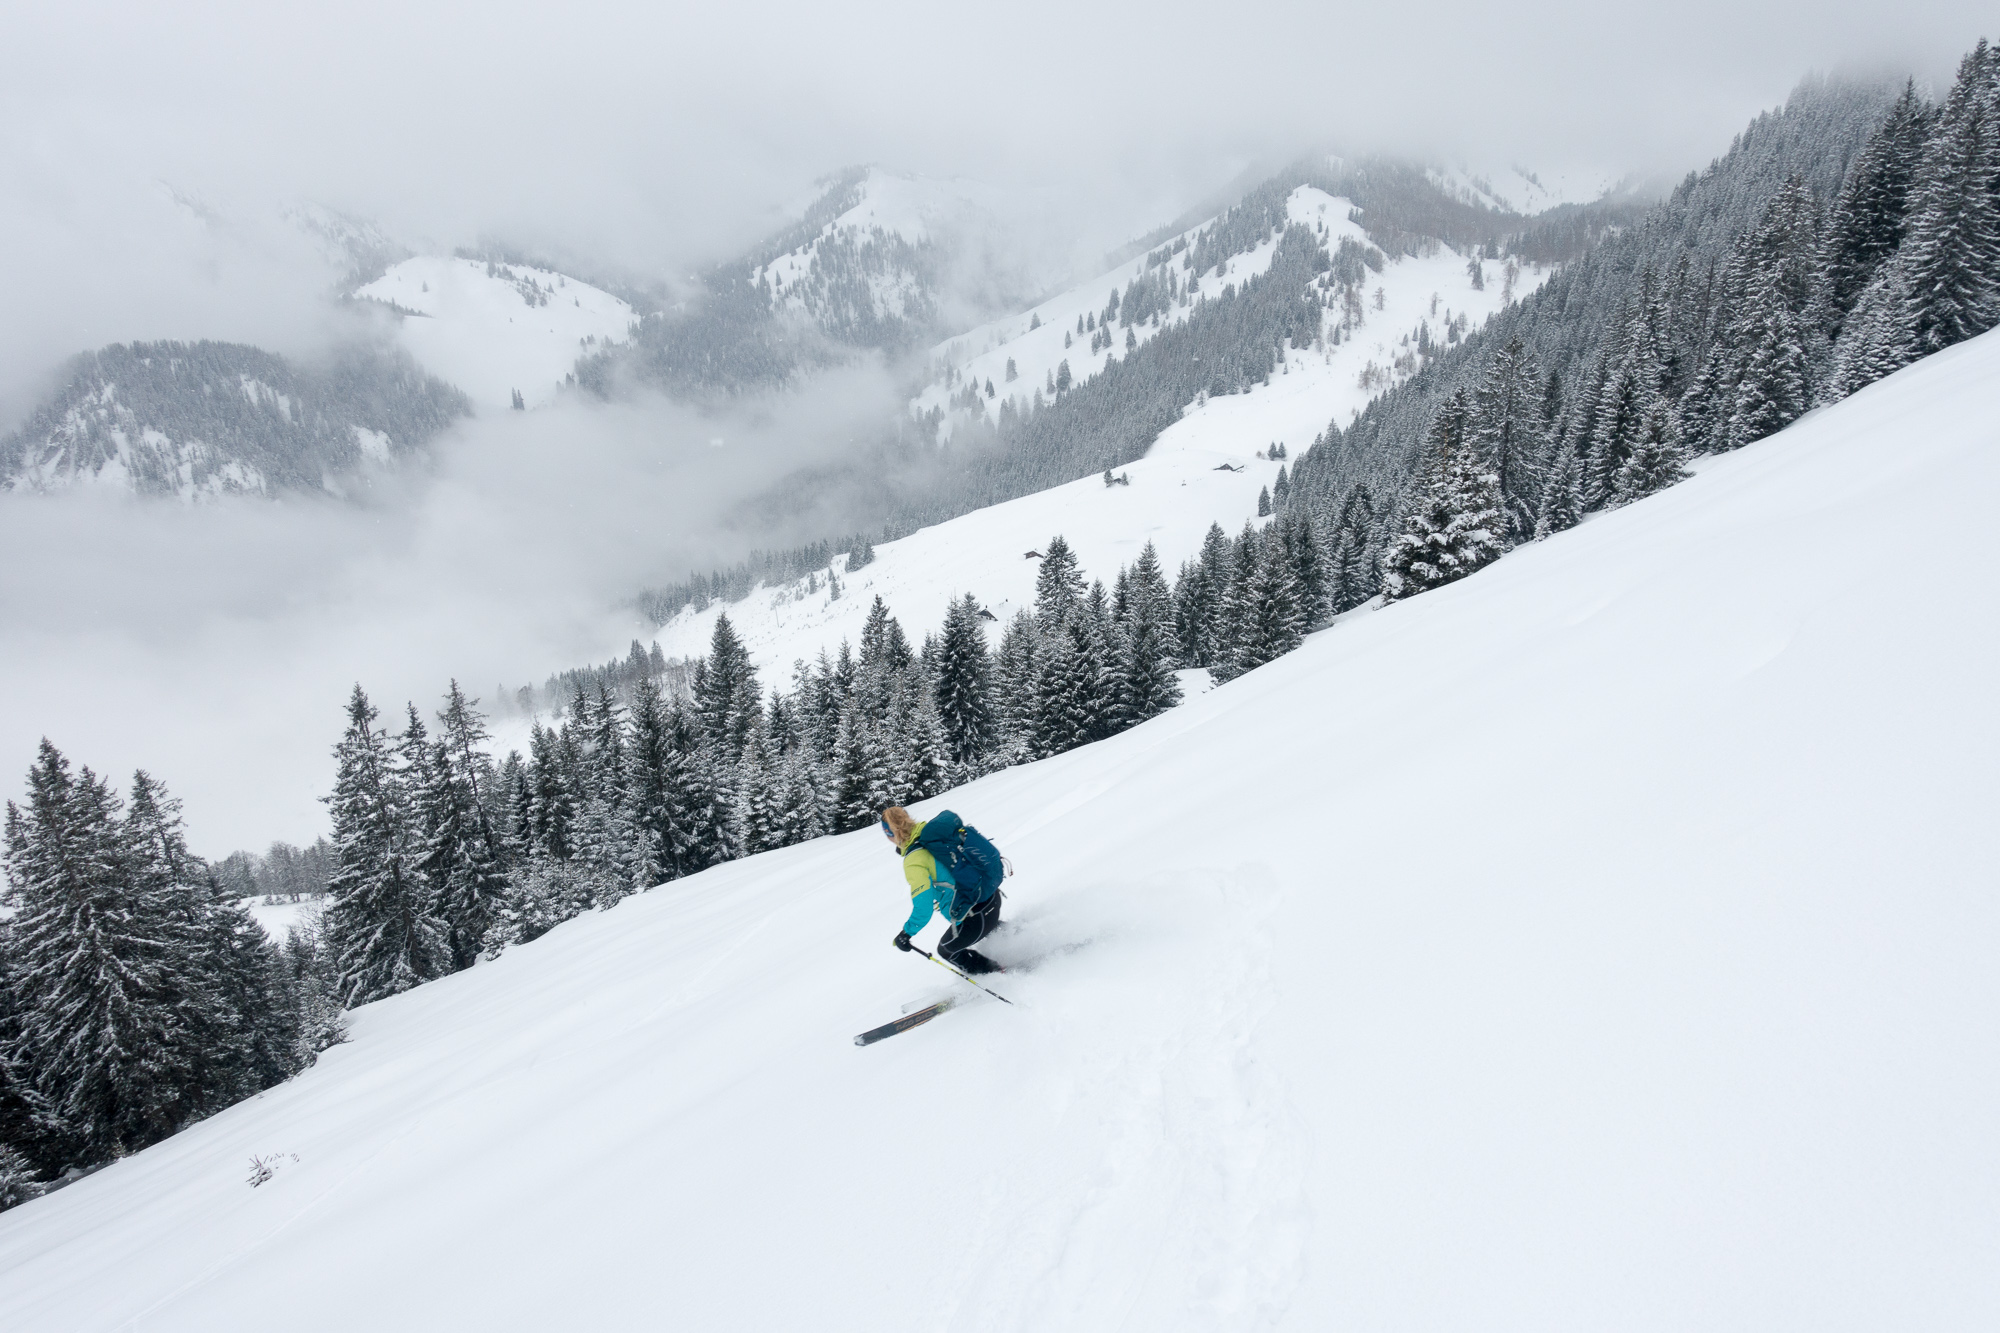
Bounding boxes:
[938,892,1002,974]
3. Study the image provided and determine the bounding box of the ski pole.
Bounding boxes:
[910,945,1013,1005]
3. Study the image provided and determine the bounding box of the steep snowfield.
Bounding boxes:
[651,187,1541,673]
[355,257,634,410]
[914,186,1548,438]
[6,332,1999,1331]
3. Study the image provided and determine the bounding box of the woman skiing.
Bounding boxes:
[881,805,1005,975]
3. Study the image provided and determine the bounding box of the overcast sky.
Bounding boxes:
[3,1,1990,392]
[0,1,1991,854]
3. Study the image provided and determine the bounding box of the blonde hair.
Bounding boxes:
[881,805,917,846]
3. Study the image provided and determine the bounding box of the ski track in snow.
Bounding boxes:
[5,334,2000,1331]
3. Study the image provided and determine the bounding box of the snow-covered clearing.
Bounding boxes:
[355,257,634,411]
[240,897,320,942]
[4,330,1997,1331]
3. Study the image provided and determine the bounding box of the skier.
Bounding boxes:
[882,805,1005,975]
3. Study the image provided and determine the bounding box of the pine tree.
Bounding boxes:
[1383,391,1507,601]
[1612,400,1692,505]
[889,679,950,803]
[0,935,58,1174]
[736,723,784,855]
[1901,43,2000,357]
[1328,487,1378,613]
[1118,598,1183,725]
[695,614,757,752]
[1534,442,1585,538]
[624,678,691,885]
[1471,335,1550,540]
[990,611,1041,758]
[125,772,287,1107]
[1031,613,1113,756]
[428,682,507,968]
[1829,259,1920,396]
[2,742,192,1163]
[1232,523,1307,675]
[680,745,741,872]
[1122,541,1182,661]
[0,1141,44,1211]
[1673,346,1733,455]
[933,594,993,767]
[277,913,346,1065]
[1173,523,1232,667]
[1278,510,1331,628]
[1820,82,1935,337]
[831,704,890,833]
[525,722,576,860]
[1208,522,1263,683]
[184,878,293,1100]
[1727,277,1813,447]
[1034,535,1086,624]
[1585,285,1667,508]
[321,688,449,1007]
[773,748,828,847]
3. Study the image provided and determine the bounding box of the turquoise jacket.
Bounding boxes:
[898,821,959,935]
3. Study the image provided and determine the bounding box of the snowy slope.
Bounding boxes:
[750,168,1015,344]
[1427,162,1616,214]
[355,257,635,410]
[650,186,1544,674]
[915,185,1546,439]
[5,330,1998,1331]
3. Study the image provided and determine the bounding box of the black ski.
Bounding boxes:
[855,998,955,1046]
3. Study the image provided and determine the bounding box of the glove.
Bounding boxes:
[893,931,913,952]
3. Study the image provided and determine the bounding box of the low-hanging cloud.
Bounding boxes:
[0,365,902,855]
[6,2,1991,413]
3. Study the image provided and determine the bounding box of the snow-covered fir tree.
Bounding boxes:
[1534,442,1585,539]
[1472,335,1550,540]
[1613,400,1693,505]
[1900,42,2000,358]
[321,688,450,1006]
[426,681,508,970]
[1229,522,1307,676]
[933,594,994,768]
[4,744,200,1163]
[1382,391,1507,601]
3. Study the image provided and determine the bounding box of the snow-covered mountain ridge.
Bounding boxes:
[749,168,1019,349]
[913,184,1546,440]
[0,342,470,500]
[355,257,637,411]
[5,324,1995,1331]
[638,184,1546,674]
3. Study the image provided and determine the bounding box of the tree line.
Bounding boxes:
[1,341,470,498]
[1283,44,2000,606]
[1,753,345,1209]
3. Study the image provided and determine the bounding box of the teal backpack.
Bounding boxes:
[912,811,1005,915]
